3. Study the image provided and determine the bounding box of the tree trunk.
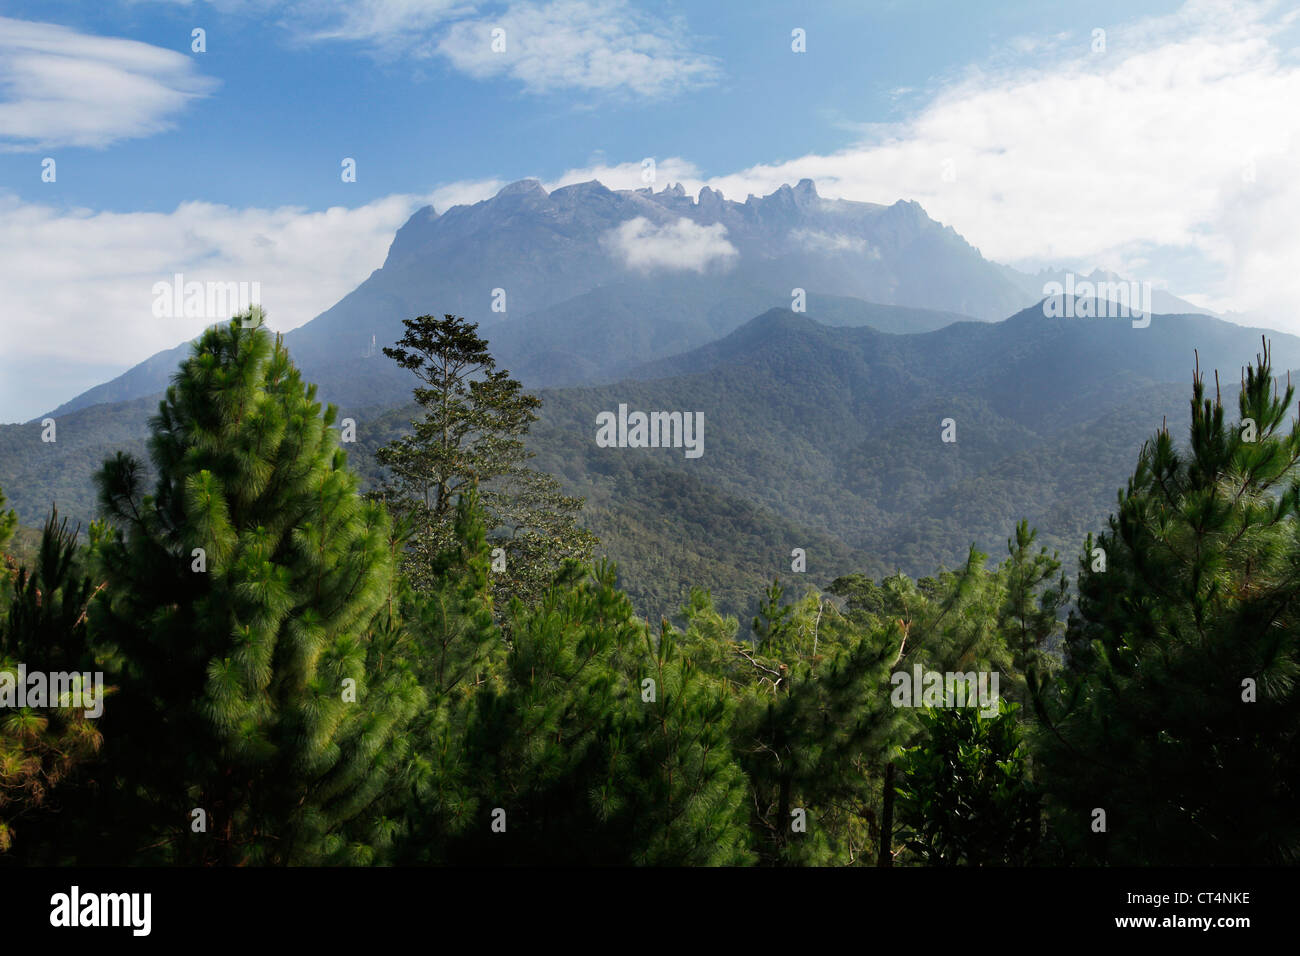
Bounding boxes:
[877,761,896,867]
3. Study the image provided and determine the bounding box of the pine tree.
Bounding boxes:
[1039,343,1300,864]
[724,584,908,865]
[0,506,104,856]
[392,485,505,863]
[995,521,1067,709]
[613,619,753,864]
[89,313,423,864]
[441,560,753,864]
[375,314,596,606]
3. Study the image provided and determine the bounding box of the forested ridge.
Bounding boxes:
[5,302,1292,620]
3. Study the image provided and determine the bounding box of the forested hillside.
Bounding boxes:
[5,300,1290,621]
[4,313,1296,868]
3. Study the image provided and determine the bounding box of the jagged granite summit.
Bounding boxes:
[44,179,1205,417]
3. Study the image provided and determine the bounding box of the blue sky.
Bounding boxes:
[1,0,1189,213]
[2,0,1299,420]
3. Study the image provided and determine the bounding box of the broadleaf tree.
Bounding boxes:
[375,314,596,606]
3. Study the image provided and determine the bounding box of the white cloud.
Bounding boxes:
[418,156,702,208]
[691,0,1300,325]
[258,0,719,97]
[543,156,701,191]
[789,229,876,257]
[0,17,217,150]
[603,216,737,273]
[0,190,432,418]
[427,176,510,209]
[125,0,720,96]
[436,0,720,96]
[295,0,470,43]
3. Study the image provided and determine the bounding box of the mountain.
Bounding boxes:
[487,278,974,387]
[13,173,1292,618]
[997,266,1215,319]
[520,300,1300,592]
[43,178,1037,419]
[10,296,1296,619]
[626,297,1282,408]
[45,340,197,419]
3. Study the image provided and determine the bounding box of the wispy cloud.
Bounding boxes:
[0,190,429,416]
[265,0,720,97]
[288,0,470,49]
[0,17,217,150]
[692,0,1300,324]
[436,0,720,97]
[544,156,701,191]
[603,216,737,273]
[407,156,702,209]
[789,229,876,257]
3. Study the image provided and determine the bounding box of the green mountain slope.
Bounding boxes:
[2,299,1292,620]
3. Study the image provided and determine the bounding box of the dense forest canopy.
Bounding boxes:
[2,312,1295,866]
